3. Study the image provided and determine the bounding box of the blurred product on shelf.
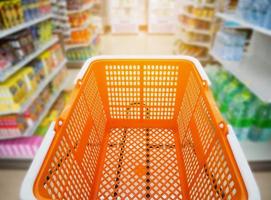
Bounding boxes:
[189,0,216,4]
[0,114,28,138]
[0,20,53,74]
[212,29,248,61]
[66,0,92,10]
[182,31,211,43]
[0,68,67,139]
[237,0,271,29]
[69,10,91,28]
[0,90,70,158]
[0,43,65,113]
[207,66,271,141]
[66,34,100,61]
[0,136,43,158]
[185,5,215,19]
[36,91,71,136]
[0,0,51,30]
[68,27,92,44]
[50,68,68,93]
[67,46,97,61]
[179,15,211,30]
[175,40,208,59]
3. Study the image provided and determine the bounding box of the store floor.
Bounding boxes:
[0,33,270,200]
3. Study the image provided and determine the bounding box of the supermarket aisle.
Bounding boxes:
[101,33,176,55]
[0,33,271,200]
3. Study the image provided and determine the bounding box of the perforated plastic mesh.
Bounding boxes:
[177,71,239,199]
[143,65,179,120]
[33,58,247,200]
[106,64,179,120]
[98,128,183,200]
[106,65,141,119]
[43,137,90,200]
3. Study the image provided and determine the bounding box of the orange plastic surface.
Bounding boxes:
[33,58,248,199]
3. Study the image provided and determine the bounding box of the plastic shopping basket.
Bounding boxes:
[21,56,259,200]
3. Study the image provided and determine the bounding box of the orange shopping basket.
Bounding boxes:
[21,56,259,200]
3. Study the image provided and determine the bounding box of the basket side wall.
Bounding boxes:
[175,67,248,199]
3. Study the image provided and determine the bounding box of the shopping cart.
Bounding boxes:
[21,56,260,200]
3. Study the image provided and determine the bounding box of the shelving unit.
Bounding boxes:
[52,0,101,67]
[211,3,271,166]
[0,1,69,163]
[148,0,177,33]
[108,0,139,33]
[0,37,59,82]
[217,12,271,36]
[0,60,66,115]
[0,14,52,39]
[1,75,69,140]
[175,0,219,63]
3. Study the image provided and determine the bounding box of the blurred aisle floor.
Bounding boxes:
[0,33,270,200]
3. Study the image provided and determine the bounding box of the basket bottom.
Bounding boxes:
[97,128,183,200]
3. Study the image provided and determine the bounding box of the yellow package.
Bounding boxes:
[39,51,52,75]
[0,71,28,112]
[21,67,38,92]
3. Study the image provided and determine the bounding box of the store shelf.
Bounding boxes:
[217,12,271,36]
[24,78,69,137]
[0,14,52,39]
[182,11,214,22]
[67,2,94,15]
[0,76,68,141]
[65,33,98,50]
[183,1,216,8]
[0,37,59,82]
[240,141,271,162]
[70,18,92,31]
[0,60,67,115]
[178,34,211,49]
[179,24,213,35]
[210,51,271,102]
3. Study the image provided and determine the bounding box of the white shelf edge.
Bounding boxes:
[178,34,211,49]
[0,76,69,142]
[210,50,271,102]
[0,60,67,115]
[0,14,52,39]
[65,33,98,50]
[67,2,94,15]
[67,60,85,64]
[240,140,271,162]
[0,37,59,82]
[179,24,213,35]
[70,18,92,31]
[216,12,271,36]
[175,51,209,62]
[181,11,214,22]
[183,1,216,8]
[210,50,238,66]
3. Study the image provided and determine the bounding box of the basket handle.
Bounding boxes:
[20,122,56,200]
[227,125,260,200]
[74,55,211,85]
